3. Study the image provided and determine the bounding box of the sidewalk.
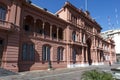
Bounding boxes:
[0,64,120,80]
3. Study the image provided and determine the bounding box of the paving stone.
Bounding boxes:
[0,68,18,77]
[0,64,120,80]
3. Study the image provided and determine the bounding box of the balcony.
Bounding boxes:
[71,41,82,46]
[0,20,19,32]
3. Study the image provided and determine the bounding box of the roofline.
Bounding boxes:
[56,1,102,30]
[23,2,68,25]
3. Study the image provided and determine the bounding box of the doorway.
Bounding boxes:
[86,39,92,65]
[0,39,4,66]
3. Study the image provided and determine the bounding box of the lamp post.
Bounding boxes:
[47,51,52,70]
[48,60,52,70]
[85,0,88,11]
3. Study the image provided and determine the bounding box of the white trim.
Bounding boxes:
[92,62,104,65]
[67,63,89,68]
[67,62,104,68]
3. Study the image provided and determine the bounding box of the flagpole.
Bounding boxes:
[85,0,88,11]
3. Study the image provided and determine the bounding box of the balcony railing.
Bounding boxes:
[0,19,19,31]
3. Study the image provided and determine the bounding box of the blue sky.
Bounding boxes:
[31,0,120,32]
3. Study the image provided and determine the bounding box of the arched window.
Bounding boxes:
[0,5,6,20]
[72,31,77,42]
[57,47,64,62]
[42,45,51,61]
[44,22,50,37]
[72,48,76,64]
[35,19,43,34]
[23,15,34,32]
[22,43,35,61]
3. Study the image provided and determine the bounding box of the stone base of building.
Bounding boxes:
[67,62,104,68]
[92,62,104,65]
[67,63,89,68]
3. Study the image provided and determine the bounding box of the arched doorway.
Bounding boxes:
[86,39,92,65]
[0,39,4,66]
[72,48,76,64]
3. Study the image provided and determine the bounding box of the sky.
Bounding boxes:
[31,0,120,32]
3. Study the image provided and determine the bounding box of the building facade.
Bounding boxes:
[101,29,120,62]
[0,0,116,72]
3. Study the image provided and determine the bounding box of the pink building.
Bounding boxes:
[0,0,116,72]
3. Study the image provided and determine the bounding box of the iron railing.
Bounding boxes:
[0,19,19,31]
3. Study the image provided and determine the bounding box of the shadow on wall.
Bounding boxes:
[18,44,40,72]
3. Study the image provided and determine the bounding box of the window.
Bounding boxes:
[100,51,104,61]
[52,33,57,38]
[24,25,30,31]
[72,48,76,64]
[58,28,63,40]
[82,34,85,43]
[29,44,35,61]
[71,15,77,24]
[37,28,42,34]
[42,45,50,61]
[22,43,35,61]
[57,47,64,62]
[72,31,77,42]
[0,6,6,20]
[0,39,3,45]
[98,40,100,47]
[22,44,27,61]
[0,39,4,66]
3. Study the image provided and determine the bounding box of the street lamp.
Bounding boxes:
[48,60,52,70]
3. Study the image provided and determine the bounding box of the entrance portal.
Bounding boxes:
[86,39,92,65]
[0,39,4,66]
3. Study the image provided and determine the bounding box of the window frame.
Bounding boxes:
[72,48,76,64]
[0,5,6,21]
[57,47,64,62]
[42,45,51,62]
[22,43,35,61]
[72,31,77,42]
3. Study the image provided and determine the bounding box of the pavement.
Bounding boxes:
[0,68,18,77]
[0,64,120,80]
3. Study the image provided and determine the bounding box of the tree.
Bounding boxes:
[81,69,114,80]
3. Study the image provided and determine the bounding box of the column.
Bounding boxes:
[63,30,65,41]
[50,25,52,40]
[83,34,86,43]
[97,50,100,63]
[80,30,82,43]
[96,38,98,47]
[82,47,85,64]
[57,27,59,41]
[86,47,88,63]
[95,50,98,63]
[66,26,71,43]
[94,36,95,47]
[42,22,45,38]
[67,44,71,68]
[33,20,36,37]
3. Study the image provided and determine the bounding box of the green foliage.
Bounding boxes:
[81,69,114,80]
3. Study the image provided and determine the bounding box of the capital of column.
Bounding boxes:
[42,22,45,38]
